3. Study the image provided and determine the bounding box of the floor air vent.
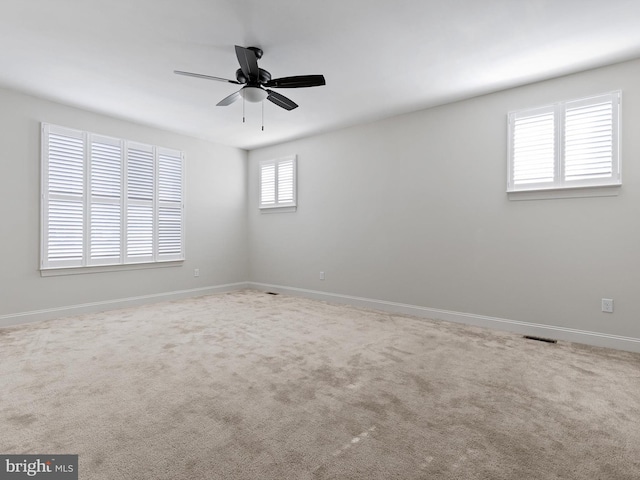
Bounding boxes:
[523,335,557,344]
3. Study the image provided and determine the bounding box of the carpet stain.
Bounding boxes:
[378,351,404,363]
[221,413,243,425]
[388,346,415,356]
[408,373,434,395]
[7,413,37,426]
[347,353,363,367]
[331,426,376,457]
[273,390,292,404]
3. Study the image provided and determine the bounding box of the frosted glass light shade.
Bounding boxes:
[240,87,268,103]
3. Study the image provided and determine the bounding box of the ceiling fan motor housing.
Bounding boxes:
[236,68,271,85]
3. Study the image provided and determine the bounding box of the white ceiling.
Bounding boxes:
[2,0,640,150]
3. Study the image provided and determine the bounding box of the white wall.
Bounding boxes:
[248,59,640,343]
[0,87,248,320]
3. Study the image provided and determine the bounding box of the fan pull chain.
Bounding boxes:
[242,96,245,123]
[262,101,264,131]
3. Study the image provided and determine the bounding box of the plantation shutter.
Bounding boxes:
[89,135,122,265]
[508,92,620,192]
[509,106,556,189]
[42,124,86,268]
[563,93,618,184]
[42,123,185,271]
[277,157,295,204]
[259,155,296,209]
[157,148,184,260]
[260,163,276,207]
[126,143,154,262]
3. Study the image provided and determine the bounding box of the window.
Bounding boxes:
[41,123,184,270]
[507,91,620,192]
[259,155,297,210]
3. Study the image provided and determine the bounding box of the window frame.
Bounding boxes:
[507,91,621,193]
[259,155,297,211]
[41,123,185,272]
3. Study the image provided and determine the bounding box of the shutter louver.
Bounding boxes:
[90,137,122,264]
[158,206,182,255]
[260,163,276,206]
[277,159,294,203]
[126,144,154,261]
[47,199,84,262]
[158,150,183,259]
[90,203,121,260]
[48,133,84,196]
[91,141,121,198]
[158,152,182,202]
[512,111,555,186]
[127,146,154,200]
[43,127,85,267]
[564,99,613,182]
[127,204,153,258]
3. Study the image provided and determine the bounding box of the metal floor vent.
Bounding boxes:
[265,292,279,295]
[523,335,557,344]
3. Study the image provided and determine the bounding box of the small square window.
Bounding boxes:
[259,155,297,210]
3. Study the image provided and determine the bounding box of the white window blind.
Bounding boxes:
[511,107,555,187]
[89,135,122,265]
[126,143,154,262]
[259,155,297,210]
[41,124,185,270]
[508,92,620,192]
[157,148,184,260]
[44,127,85,268]
[564,98,614,182]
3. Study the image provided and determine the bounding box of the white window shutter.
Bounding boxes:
[42,125,86,268]
[260,163,276,206]
[259,155,296,209]
[157,148,184,260]
[563,93,618,185]
[277,158,295,204]
[46,199,85,265]
[126,143,154,262]
[508,91,620,192]
[127,143,154,201]
[89,135,122,265]
[42,124,185,271]
[509,107,556,189]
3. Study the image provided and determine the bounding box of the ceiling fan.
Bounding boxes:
[174,45,326,111]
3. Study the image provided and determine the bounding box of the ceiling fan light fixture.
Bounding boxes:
[240,86,268,103]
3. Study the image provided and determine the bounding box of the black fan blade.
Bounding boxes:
[174,70,241,84]
[235,45,260,82]
[217,90,241,106]
[264,75,326,88]
[266,90,298,111]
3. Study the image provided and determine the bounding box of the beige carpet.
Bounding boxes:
[1,290,639,479]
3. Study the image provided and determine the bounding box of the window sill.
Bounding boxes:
[40,260,184,277]
[507,184,621,201]
[259,206,297,214]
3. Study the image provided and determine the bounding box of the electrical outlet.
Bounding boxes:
[319,271,325,280]
[601,298,613,313]
[194,268,200,277]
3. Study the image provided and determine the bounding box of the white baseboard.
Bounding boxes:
[0,282,250,328]
[249,282,640,354]
[4,281,639,353]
